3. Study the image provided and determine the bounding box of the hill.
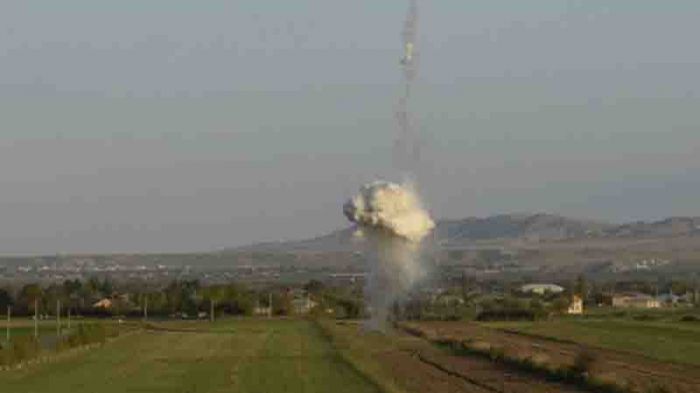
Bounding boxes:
[229,213,700,253]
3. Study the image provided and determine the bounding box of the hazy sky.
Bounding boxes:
[1,0,699,254]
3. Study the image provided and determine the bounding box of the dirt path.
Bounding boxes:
[402,321,700,393]
[323,321,590,393]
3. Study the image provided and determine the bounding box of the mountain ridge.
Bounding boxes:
[228,213,700,253]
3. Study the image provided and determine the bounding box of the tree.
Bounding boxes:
[303,280,325,295]
[17,284,43,315]
[0,288,13,311]
[550,297,571,314]
[222,284,254,315]
[78,281,98,313]
[201,285,227,317]
[62,279,82,313]
[575,275,587,298]
[100,278,114,296]
[43,283,70,315]
[271,290,292,316]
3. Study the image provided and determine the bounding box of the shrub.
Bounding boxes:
[645,383,671,393]
[632,314,658,321]
[679,314,699,322]
[10,336,40,363]
[570,348,597,376]
[488,346,505,362]
[60,323,108,350]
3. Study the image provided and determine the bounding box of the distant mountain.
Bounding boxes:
[606,217,700,238]
[435,213,612,245]
[229,213,700,254]
[231,227,358,253]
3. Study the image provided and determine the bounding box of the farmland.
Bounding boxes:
[486,317,700,366]
[1,317,699,393]
[0,319,381,393]
[320,320,589,393]
[403,318,700,393]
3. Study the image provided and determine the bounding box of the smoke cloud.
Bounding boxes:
[394,0,420,173]
[343,181,434,330]
[343,1,430,330]
[343,181,433,242]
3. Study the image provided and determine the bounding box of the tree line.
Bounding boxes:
[0,278,367,319]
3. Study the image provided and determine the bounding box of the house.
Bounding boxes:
[567,295,584,314]
[657,293,681,306]
[93,298,113,309]
[291,296,317,315]
[253,305,271,316]
[520,283,564,295]
[612,293,660,308]
[434,293,465,306]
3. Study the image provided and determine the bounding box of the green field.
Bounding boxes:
[0,319,382,393]
[486,318,700,366]
[0,319,106,350]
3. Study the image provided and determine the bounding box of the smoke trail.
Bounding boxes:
[344,181,434,330]
[394,0,420,174]
[342,1,431,330]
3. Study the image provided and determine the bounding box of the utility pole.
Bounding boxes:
[6,306,10,343]
[268,293,272,319]
[144,296,148,321]
[67,308,71,330]
[34,299,38,339]
[210,300,215,323]
[56,300,61,337]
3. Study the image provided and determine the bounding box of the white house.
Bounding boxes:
[521,283,565,295]
[567,295,584,314]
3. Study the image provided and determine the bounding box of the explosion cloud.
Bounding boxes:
[343,181,433,242]
[343,181,434,330]
[343,1,430,330]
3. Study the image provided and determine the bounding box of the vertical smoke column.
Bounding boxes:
[344,181,434,330]
[394,0,420,174]
[343,1,431,330]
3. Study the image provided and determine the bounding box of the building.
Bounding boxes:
[567,295,584,314]
[520,283,565,295]
[434,293,466,306]
[253,305,271,317]
[93,298,113,309]
[291,295,317,315]
[612,293,661,309]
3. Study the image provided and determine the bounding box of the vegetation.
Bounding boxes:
[0,321,123,368]
[0,278,371,322]
[486,317,700,366]
[0,319,382,393]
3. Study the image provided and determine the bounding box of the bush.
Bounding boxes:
[679,314,699,322]
[570,348,597,376]
[476,309,536,321]
[645,383,671,393]
[632,314,659,321]
[488,346,505,362]
[59,323,108,350]
[9,336,40,364]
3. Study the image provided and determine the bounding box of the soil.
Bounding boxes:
[368,327,590,393]
[401,321,700,393]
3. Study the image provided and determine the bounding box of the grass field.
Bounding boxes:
[0,318,381,393]
[485,318,700,366]
[406,320,700,393]
[0,319,113,350]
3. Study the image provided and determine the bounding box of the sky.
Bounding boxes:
[1,0,699,254]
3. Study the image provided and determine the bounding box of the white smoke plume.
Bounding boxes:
[394,0,421,175]
[343,1,430,330]
[343,181,434,330]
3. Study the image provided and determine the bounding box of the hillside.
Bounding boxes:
[230,213,700,253]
